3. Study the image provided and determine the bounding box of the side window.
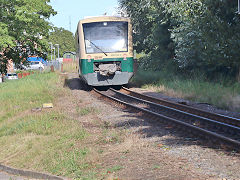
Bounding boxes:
[75,29,81,59]
[78,37,81,55]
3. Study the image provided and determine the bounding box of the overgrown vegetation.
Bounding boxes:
[0,72,129,179]
[120,0,240,110]
[0,73,59,122]
[0,73,90,177]
[132,69,240,111]
[62,61,78,73]
[119,0,240,81]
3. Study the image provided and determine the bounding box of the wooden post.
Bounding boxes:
[61,63,63,72]
[50,65,54,72]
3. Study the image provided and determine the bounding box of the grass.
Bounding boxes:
[77,106,99,116]
[0,71,130,179]
[62,61,78,73]
[106,165,124,173]
[0,73,60,123]
[131,70,240,112]
[0,72,94,178]
[97,129,124,145]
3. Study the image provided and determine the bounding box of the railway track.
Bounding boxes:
[92,87,240,151]
[121,87,240,127]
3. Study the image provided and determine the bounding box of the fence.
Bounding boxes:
[45,61,62,71]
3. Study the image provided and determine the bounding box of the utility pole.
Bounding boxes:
[69,16,71,32]
[48,42,53,61]
[55,44,59,61]
[53,47,55,61]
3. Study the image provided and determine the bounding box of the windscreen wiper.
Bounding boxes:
[85,38,108,56]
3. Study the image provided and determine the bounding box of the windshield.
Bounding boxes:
[7,74,17,76]
[31,62,39,65]
[83,21,128,54]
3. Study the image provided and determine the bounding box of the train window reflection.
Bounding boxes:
[83,21,128,54]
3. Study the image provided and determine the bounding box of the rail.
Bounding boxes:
[92,87,240,151]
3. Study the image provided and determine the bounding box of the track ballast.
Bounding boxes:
[92,87,240,151]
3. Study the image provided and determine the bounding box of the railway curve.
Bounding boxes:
[92,87,240,151]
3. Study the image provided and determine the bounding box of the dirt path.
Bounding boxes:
[63,73,240,180]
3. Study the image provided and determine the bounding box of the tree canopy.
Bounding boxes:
[119,0,240,80]
[48,27,75,57]
[0,0,56,73]
[119,0,175,71]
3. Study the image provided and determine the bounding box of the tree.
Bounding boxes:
[118,0,175,71]
[0,0,56,73]
[120,0,240,80]
[48,27,75,57]
[162,0,240,79]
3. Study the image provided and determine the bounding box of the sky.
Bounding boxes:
[49,0,119,33]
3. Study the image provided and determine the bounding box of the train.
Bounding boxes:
[75,16,134,86]
[62,52,76,63]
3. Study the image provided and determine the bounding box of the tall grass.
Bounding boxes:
[0,72,128,179]
[62,61,78,73]
[132,70,240,112]
[0,72,92,178]
[0,73,60,122]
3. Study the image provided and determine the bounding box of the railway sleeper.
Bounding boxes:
[95,89,240,151]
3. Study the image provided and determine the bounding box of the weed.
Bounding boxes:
[97,130,123,145]
[97,149,104,154]
[0,72,97,179]
[121,150,130,154]
[62,61,77,73]
[152,165,161,170]
[77,107,99,116]
[0,73,59,122]
[0,72,128,180]
[106,165,124,173]
[132,69,240,112]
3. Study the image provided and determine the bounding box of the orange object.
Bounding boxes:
[50,65,54,72]
[17,73,22,79]
[22,72,27,77]
[158,144,164,147]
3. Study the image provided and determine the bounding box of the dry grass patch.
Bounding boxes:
[132,70,240,112]
[62,61,78,73]
[2,71,207,179]
[77,106,100,116]
[142,84,185,99]
[0,72,138,179]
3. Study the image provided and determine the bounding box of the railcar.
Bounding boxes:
[75,16,134,86]
[63,51,76,63]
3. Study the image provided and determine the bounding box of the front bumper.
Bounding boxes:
[83,71,133,86]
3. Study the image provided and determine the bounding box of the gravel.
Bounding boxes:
[66,73,240,179]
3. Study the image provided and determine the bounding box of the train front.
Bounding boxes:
[78,17,133,86]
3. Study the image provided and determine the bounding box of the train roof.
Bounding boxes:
[78,16,130,24]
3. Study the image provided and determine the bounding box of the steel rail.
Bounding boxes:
[110,88,240,140]
[121,87,240,127]
[93,88,240,150]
